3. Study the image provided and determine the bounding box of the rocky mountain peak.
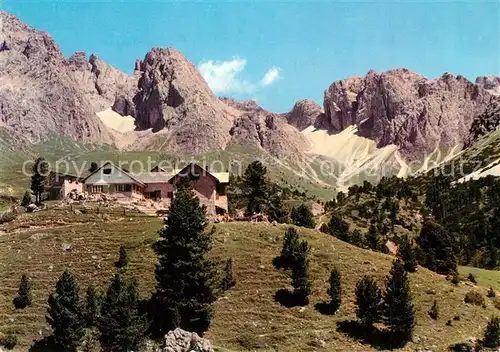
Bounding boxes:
[0,11,111,145]
[286,99,326,131]
[323,68,493,159]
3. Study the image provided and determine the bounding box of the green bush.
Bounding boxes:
[467,273,477,284]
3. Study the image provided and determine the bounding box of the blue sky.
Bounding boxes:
[3,0,499,112]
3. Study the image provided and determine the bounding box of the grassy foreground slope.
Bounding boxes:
[0,209,498,351]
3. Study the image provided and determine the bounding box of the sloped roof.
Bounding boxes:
[83,162,145,186]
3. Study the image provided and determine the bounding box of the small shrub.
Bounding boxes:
[429,300,439,320]
[446,320,452,326]
[21,190,32,207]
[488,287,496,298]
[220,258,236,291]
[451,272,461,285]
[0,332,17,350]
[464,290,485,307]
[13,274,31,309]
[116,246,129,268]
[453,315,460,321]
[448,342,474,352]
[467,273,477,284]
[483,316,500,349]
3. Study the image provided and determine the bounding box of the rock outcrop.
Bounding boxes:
[0,11,111,145]
[223,98,309,158]
[112,48,237,154]
[159,328,213,352]
[285,99,327,131]
[323,69,493,159]
[68,52,129,111]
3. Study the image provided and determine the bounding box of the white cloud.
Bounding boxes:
[198,57,281,95]
[260,67,281,86]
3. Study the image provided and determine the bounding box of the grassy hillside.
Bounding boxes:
[0,208,498,351]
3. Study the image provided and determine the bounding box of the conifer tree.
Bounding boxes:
[88,162,99,174]
[291,203,315,229]
[150,180,217,337]
[397,235,418,272]
[327,267,341,314]
[20,190,32,207]
[220,257,236,291]
[383,259,415,345]
[46,270,85,352]
[84,285,101,328]
[98,274,147,352]
[327,214,350,240]
[290,240,311,306]
[273,227,300,270]
[116,246,129,268]
[416,220,457,274]
[429,300,439,320]
[13,274,32,309]
[483,316,500,349]
[243,161,269,215]
[30,157,49,205]
[355,276,382,327]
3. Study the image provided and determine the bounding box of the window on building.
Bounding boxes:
[116,184,132,192]
[92,185,104,193]
[103,168,112,175]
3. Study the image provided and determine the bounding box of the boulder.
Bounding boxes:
[160,328,213,352]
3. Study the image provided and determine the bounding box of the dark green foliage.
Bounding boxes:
[243,161,269,215]
[0,332,17,350]
[429,300,439,320]
[98,274,147,352]
[467,273,477,284]
[21,190,32,207]
[365,224,383,252]
[326,214,349,240]
[116,246,129,268]
[220,258,236,291]
[397,235,418,272]
[349,229,364,248]
[327,267,341,314]
[336,191,346,205]
[290,240,311,306]
[382,259,415,344]
[488,287,496,298]
[451,272,461,285]
[273,227,311,306]
[291,203,315,228]
[273,227,301,270]
[84,285,101,328]
[46,270,85,352]
[30,157,49,205]
[416,220,457,274]
[267,184,290,223]
[355,276,382,327]
[483,316,500,349]
[13,274,31,309]
[150,181,217,337]
[88,162,99,174]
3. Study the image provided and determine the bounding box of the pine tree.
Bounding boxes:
[84,285,101,328]
[291,203,315,228]
[273,227,300,270]
[20,190,32,207]
[30,157,49,205]
[365,224,382,252]
[383,259,415,345]
[46,270,85,352]
[326,214,350,240]
[220,258,236,291]
[150,181,217,337]
[355,276,382,327]
[327,267,341,314]
[429,300,439,320]
[483,316,500,349]
[116,246,129,268]
[13,274,32,309]
[397,235,418,272]
[267,184,289,223]
[290,240,311,306]
[98,274,147,352]
[416,220,457,274]
[243,161,269,215]
[88,162,99,174]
